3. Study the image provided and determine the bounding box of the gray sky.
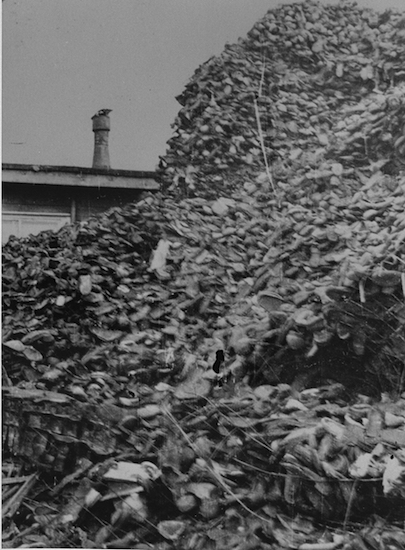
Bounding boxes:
[2,0,404,171]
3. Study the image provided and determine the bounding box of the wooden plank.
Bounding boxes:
[2,473,37,520]
[2,476,36,485]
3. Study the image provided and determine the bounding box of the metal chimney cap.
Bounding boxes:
[92,109,112,131]
[92,109,112,118]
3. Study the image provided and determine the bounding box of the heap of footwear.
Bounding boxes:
[2,1,405,548]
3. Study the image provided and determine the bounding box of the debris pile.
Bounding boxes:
[158,0,405,194]
[3,177,404,396]
[2,0,405,548]
[3,383,405,548]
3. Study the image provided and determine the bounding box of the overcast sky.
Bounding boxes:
[3,0,404,171]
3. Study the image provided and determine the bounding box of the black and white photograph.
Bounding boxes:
[2,0,405,548]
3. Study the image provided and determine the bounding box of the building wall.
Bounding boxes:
[2,212,72,243]
[2,183,142,242]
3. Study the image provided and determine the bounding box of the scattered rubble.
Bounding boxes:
[2,0,405,548]
[3,383,405,548]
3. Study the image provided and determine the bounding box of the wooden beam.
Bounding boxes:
[2,167,159,191]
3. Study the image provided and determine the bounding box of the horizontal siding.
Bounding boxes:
[3,183,142,221]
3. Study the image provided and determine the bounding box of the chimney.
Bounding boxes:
[92,109,112,169]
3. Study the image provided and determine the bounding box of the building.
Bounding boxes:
[2,163,159,243]
[2,111,159,242]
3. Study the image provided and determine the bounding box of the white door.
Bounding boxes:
[2,212,71,243]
